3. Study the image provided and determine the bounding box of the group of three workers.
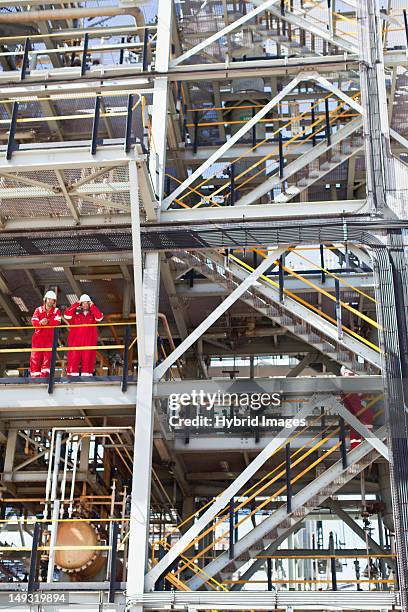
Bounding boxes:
[30,291,103,378]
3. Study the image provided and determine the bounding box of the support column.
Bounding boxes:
[127,252,160,598]
[126,0,171,600]
[372,232,408,610]
[357,0,393,213]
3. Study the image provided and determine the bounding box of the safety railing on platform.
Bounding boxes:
[0,27,156,76]
[150,395,384,591]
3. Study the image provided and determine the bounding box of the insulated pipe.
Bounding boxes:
[0,6,144,24]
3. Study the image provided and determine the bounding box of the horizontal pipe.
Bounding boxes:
[0,6,143,23]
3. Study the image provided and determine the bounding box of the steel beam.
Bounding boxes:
[153,247,287,381]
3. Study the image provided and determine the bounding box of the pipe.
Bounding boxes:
[0,6,144,24]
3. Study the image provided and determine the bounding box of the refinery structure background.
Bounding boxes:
[0,0,407,610]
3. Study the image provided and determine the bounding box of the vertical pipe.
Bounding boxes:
[46,431,62,582]
[47,327,59,394]
[325,98,331,145]
[193,114,199,154]
[124,94,134,154]
[278,130,284,179]
[229,497,235,559]
[28,522,41,593]
[311,103,316,147]
[279,256,285,302]
[251,107,256,147]
[122,324,131,392]
[339,417,347,469]
[404,11,408,50]
[267,557,273,590]
[335,278,343,340]
[119,37,125,64]
[20,37,30,80]
[329,531,337,590]
[142,28,149,72]
[286,443,292,513]
[81,32,89,76]
[6,101,18,161]
[90,95,101,155]
[320,245,326,284]
[109,520,119,603]
[230,164,235,206]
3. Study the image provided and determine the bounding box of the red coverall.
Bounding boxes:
[64,302,103,375]
[30,305,61,377]
[343,393,373,449]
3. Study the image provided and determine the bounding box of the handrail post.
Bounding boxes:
[48,327,59,395]
[286,443,292,513]
[230,163,235,206]
[28,521,41,593]
[339,416,347,469]
[329,531,337,590]
[20,37,31,80]
[335,278,343,340]
[142,28,150,71]
[229,497,235,559]
[325,97,331,145]
[267,557,273,591]
[6,102,19,161]
[81,32,89,76]
[122,324,131,392]
[320,245,326,284]
[90,95,101,155]
[279,255,285,303]
[124,94,134,153]
[108,520,119,603]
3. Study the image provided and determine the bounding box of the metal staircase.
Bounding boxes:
[176,250,381,372]
[186,427,385,590]
[235,116,363,207]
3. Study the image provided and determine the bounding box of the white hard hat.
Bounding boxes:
[44,290,57,301]
[79,294,92,303]
[340,366,355,376]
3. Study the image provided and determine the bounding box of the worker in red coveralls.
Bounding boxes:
[341,366,374,449]
[64,294,103,377]
[30,290,61,378]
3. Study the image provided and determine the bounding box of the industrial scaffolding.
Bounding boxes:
[0,0,407,610]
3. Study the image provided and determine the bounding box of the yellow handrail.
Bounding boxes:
[229,253,380,353]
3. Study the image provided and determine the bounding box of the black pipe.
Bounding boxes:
[252,107,256,147]
[81,33,89,76]
[47,327,59,394]
[325,98,331,145]
[286,443,292,513]
[230,164,235,206]
[404,11,408,49]
[279,256,285,302]
[193,114,199,154]
[339,416,347,469]
[6,101,19,161]
[121,324,131,392]
[335,278,342,339]
[90,95,101,155]
[267,557,273,591]
[124,94,134,153]
[20,37,31,81]
[108,521,119,603]
[320,244,326,284]
[229,497,235,559]
[28,522,41,592]
[142,28,149,72]
[119,37,125,64]
[278,130,284,179]
[311,104,316,147]
[329,532,337,590]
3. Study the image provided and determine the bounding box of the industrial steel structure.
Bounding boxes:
[0,0,407,610]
